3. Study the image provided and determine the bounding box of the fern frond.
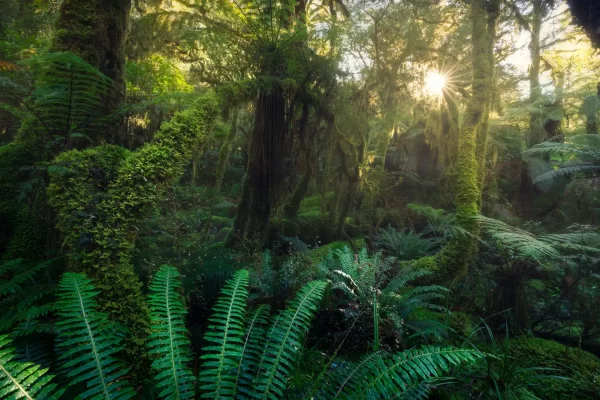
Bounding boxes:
[0,334,64,399]
[332,346,483,399]
[0,259,49,297]
[148,266,195,400]
[235,304,271,395]
[55,272,134,399]
[532,165,600,184]
[251,280,328,399]
[382,268,433,295]
[475,216,559,262]
[199,269,249,398]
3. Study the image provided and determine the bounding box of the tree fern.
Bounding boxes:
[148,265,195,400]
[251,280,328,399]
[20,52,113,144]
[328,346,483,399]
[55,273,134,400]
[0,334,64,399]
[199,269,250,398]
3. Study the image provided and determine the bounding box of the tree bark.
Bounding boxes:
[52,0,132,112]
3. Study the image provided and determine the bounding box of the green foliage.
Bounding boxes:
[252,280,328,399]
[55,272,134,399]
[322,346,484,398]
[47,92,220,365]
[0,334,64,399]
[199,269,249,398]
[321,247,449,341]
[200,269,328,399]
[526,134,600,184]
[148,265,195,399]
[375,226,440,260]
[508,336,600,399]
[15,52,112,146]
[0,258,57,335]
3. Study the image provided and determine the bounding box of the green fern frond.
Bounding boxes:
[0,334,64,399]
[55,272,134,400]
[148,265,195,400]
[532,165,600,184]
[475,216,559,262]
[0,259,49,297]
[235,304,271,395]
[332,346,483,399]
[199,269,249,398]
[382,268,433,295]
[251,280,328,399]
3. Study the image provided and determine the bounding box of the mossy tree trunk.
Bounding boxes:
[52,0,132,116]
[48,94,219,376]
[434,0,499,283]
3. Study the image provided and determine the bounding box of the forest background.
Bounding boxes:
[2,0,600,398]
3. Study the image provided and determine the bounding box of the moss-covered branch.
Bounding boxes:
[47,93,219,370]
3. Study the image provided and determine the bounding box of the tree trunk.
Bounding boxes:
[435,0,498,283]
[227,86,289,249]
[528,0,544,145]
[52,0,132,114]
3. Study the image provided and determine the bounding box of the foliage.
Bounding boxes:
[375,226,440,260]
[320,247,449,342]
[508,336,600,399]
[148,265,195,399]
[55,272,134,399]
[0,334,64,399]
[321,346,484,399]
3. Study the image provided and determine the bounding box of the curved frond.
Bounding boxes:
[55,272,134,400]
[251,280,328,399]
[235,304,271,395]
[332,346,483,399]
[0,334,63,399]
[148,265,195,399]
[199,269,249,398]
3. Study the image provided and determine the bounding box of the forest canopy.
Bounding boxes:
[1,0,600,398]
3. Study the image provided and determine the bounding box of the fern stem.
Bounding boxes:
[0,363,34,400]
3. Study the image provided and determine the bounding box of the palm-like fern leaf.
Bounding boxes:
[148,266,195,400]
[475,216,559,262]
[55,273,134,400]
[251,280,328,399]
[331,346,483,399]
[0,334,64,399]
[199,269,249,398]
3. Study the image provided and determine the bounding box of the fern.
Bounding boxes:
[199,269,250,398]
[526,135,600,184]
[55,273,134,400]
[329,346,483,399]
[251,280,328,399]
[21,52,113,143]
[148,265,195,400]
[235,304,271,395]
[375,227,440,260]
[475,216,560,262]
[0,334,64,399]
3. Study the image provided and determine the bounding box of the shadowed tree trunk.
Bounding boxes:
[227,74,289,249]
[52,0,132,116]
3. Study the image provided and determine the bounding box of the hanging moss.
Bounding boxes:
[47,93,219,371]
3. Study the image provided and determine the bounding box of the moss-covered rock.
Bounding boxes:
[509,336,600,399]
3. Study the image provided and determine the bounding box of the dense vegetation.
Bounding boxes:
[1,0,600,398]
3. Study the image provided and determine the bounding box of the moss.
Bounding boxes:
[509,336,600,399]
[47,93,219,371]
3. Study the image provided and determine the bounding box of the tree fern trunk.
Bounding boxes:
[228,86,289,249]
